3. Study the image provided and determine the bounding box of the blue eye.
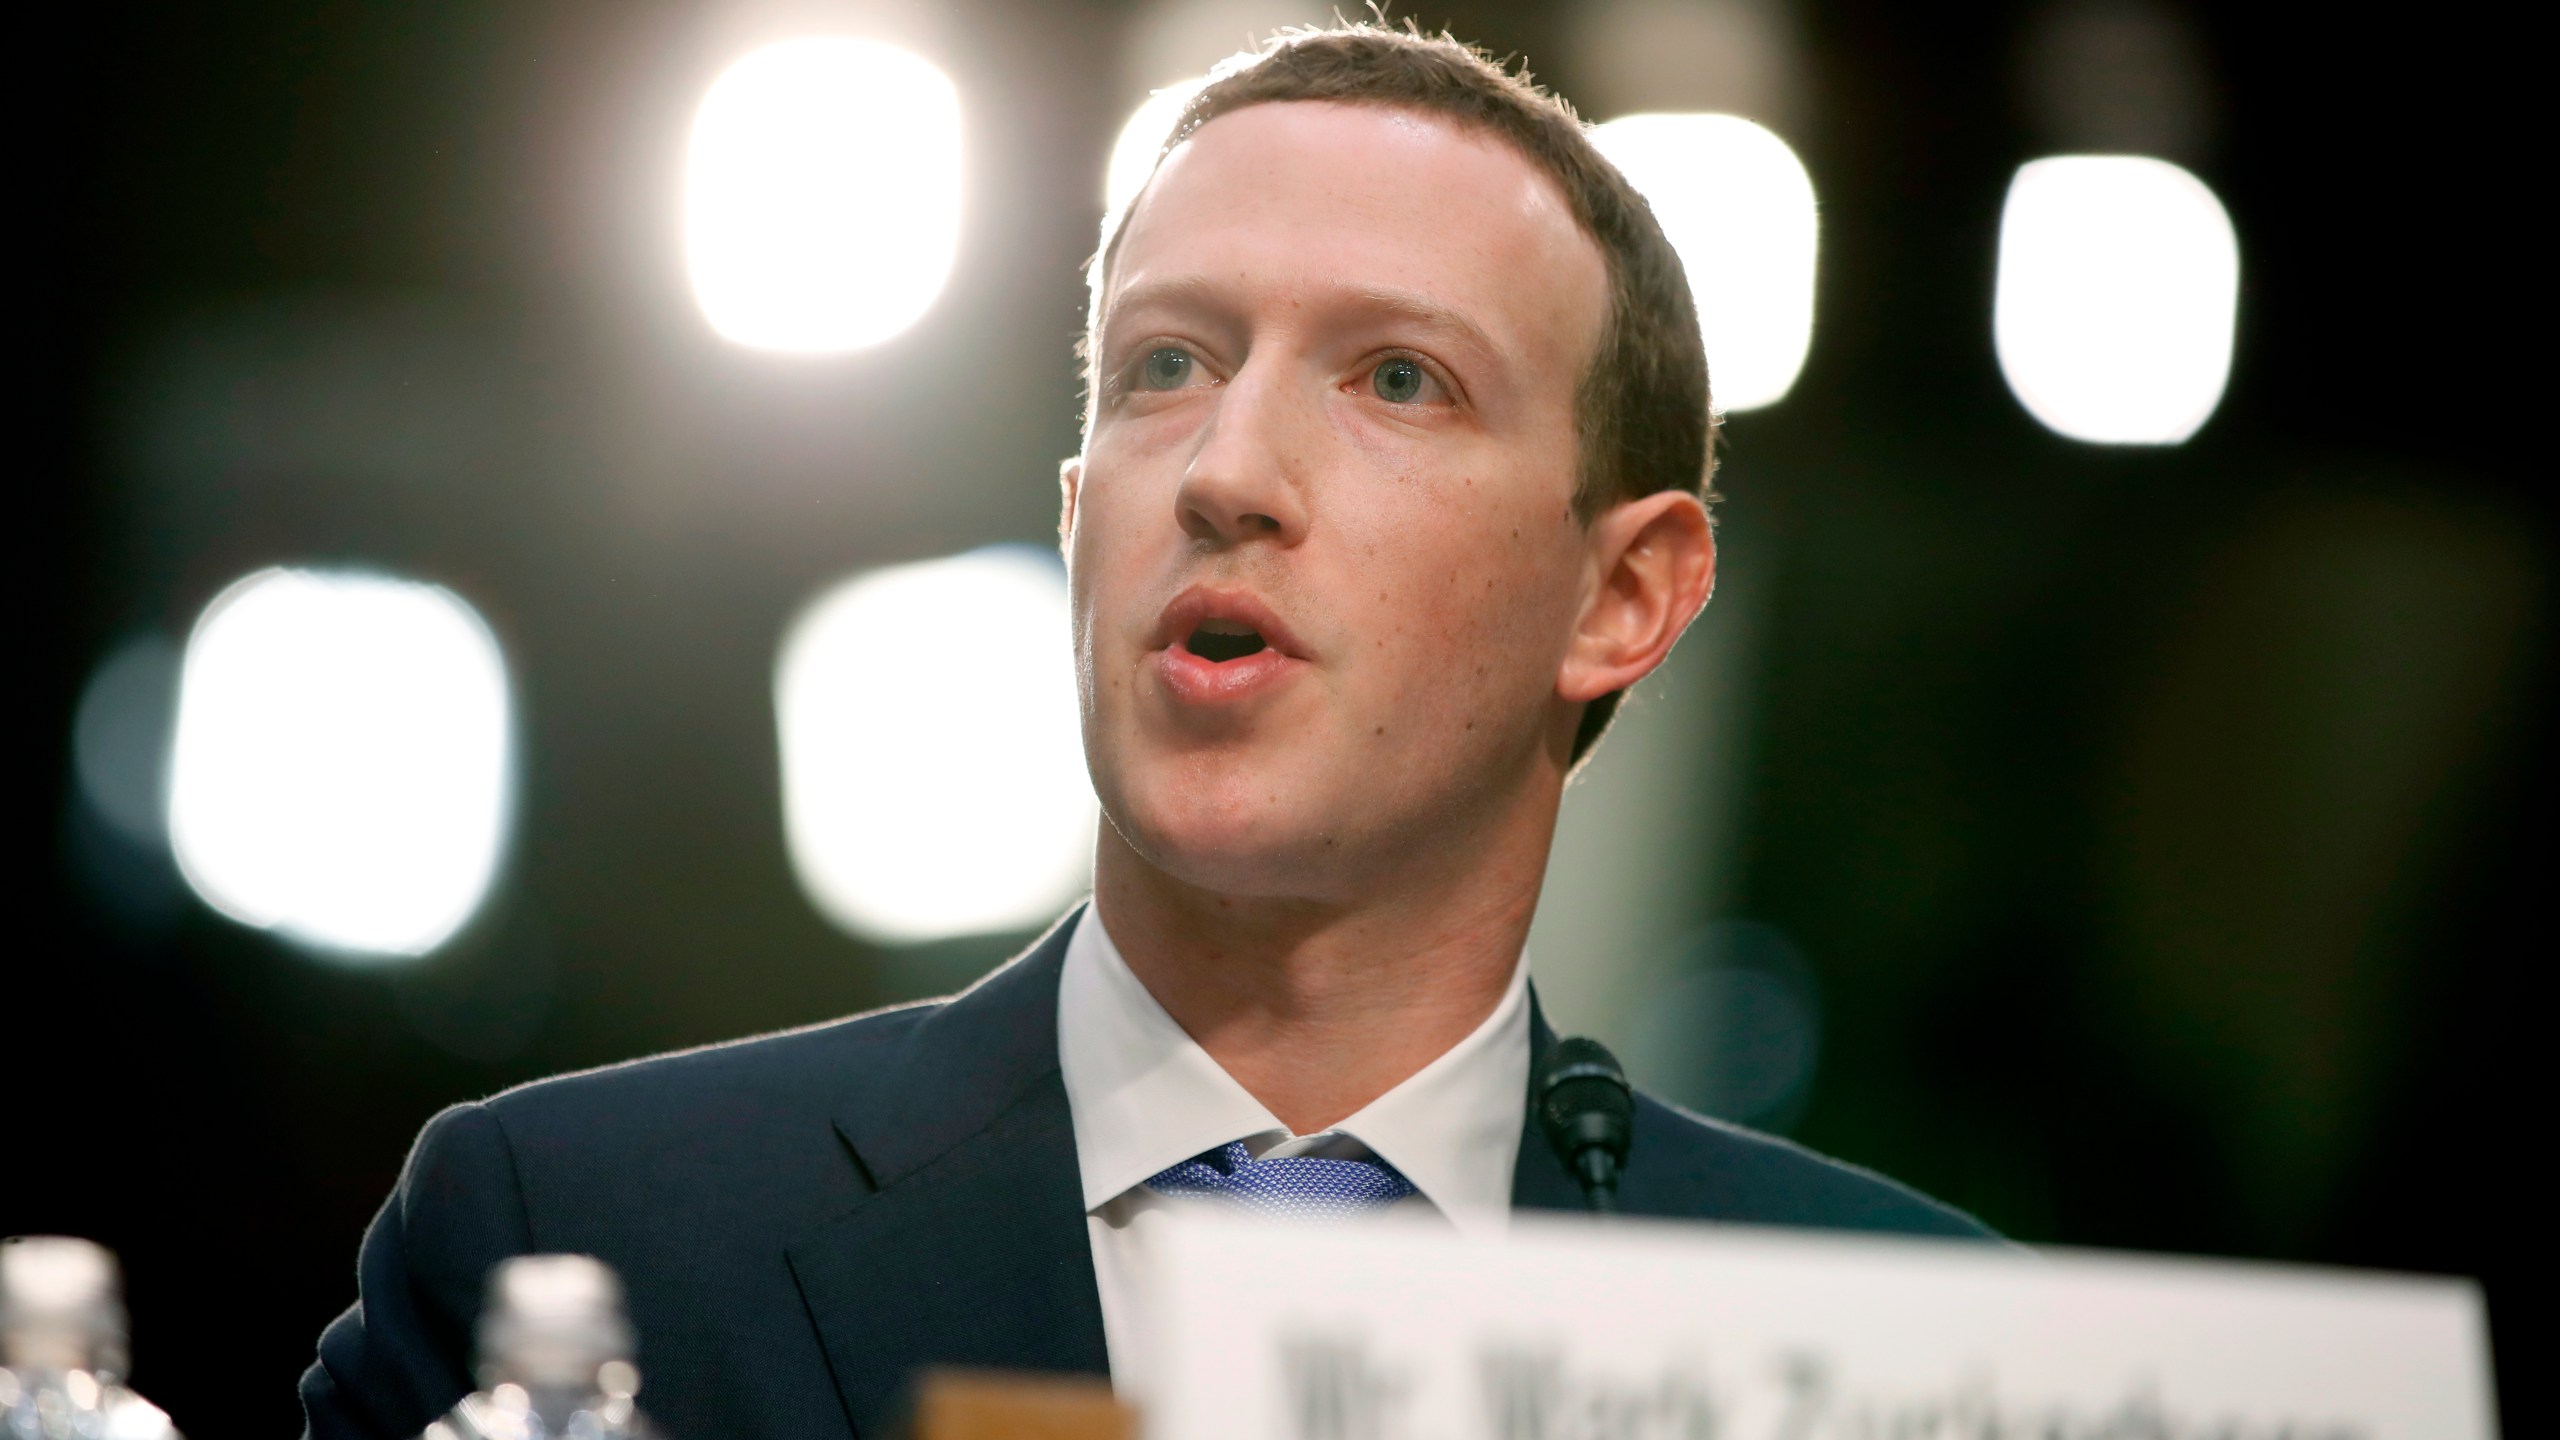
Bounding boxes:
[1372,357,1426,403]
[1138,347,1195,390]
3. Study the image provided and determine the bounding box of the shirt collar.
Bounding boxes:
[1056,904,1530,1238]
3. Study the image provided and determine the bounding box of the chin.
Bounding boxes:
[1096,749,1356,898]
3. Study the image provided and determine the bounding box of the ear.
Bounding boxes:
[1057,456,1083,552]
[1556,490,1716,705]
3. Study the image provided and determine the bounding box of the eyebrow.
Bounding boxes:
[1102,276,1506,371]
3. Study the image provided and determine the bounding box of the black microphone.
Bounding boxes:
[1535,1036,1633,1213]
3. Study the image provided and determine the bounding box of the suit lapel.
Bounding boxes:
[786,913,1109,1438]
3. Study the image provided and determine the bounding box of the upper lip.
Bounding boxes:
[1151,585,1311,660]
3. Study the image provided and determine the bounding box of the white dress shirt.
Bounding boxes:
[1055,904,1531,1385]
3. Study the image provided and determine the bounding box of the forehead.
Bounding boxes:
[1102,100,1607,369]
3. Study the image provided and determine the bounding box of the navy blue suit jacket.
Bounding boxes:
[300,912,1990,1439]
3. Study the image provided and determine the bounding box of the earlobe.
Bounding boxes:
[1058,457,1083,550]
[1556,491,1716,705]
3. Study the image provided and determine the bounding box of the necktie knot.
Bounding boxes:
[1145,1140,1415,1225]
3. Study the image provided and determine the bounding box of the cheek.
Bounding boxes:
[1067,453,1170,608]
[1362,499,1580,711]
[1069,444,1138,548]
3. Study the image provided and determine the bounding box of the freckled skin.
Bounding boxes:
[1056,101,1714,1131]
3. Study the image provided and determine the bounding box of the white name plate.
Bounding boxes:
[1140,1214,2497,1440]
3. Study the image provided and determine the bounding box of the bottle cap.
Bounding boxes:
[0,1236,131,1381]
[476,1255,635,1392]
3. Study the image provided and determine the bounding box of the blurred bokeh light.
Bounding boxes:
[684,38,964,353]
[166,568,513,960]
[1105,78,1207,215]
[1993,155,2238,444]
[774,547,1095,945]
[1590,113,1818,412]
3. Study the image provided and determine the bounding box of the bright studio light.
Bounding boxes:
[685,38,963,353]
[1591,113,1818,412]
[1106,78,1207,215]
[775,548,1095,944]
[1994,156,2238,444]
[167,569,511,959]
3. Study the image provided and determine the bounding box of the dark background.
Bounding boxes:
[15,1,2540,1433]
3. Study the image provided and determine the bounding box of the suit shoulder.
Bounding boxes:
[478,998,942,1137]
[1630,1093,2000,1241]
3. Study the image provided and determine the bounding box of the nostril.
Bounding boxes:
[1247,513,1282,533]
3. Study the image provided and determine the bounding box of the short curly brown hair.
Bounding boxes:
[1087,24,1716,763]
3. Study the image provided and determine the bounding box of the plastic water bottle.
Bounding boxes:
[422,1255,659,1440]
[0,1236,181,1440]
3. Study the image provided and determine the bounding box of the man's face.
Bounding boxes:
[1066,100,1612,898]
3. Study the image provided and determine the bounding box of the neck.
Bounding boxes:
[1091,782,1558,1135]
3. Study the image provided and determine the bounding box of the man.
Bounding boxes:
[302,26,1989,1440]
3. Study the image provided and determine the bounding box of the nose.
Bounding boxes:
[1174,359,1311,548]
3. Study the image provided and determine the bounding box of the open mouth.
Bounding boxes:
[1151,587,1301,704]
[1183,619,1268,663]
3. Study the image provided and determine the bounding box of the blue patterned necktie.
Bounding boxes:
[1145,1140,1416,1224]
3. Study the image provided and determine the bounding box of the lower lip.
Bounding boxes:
[1152,644,1302,706]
